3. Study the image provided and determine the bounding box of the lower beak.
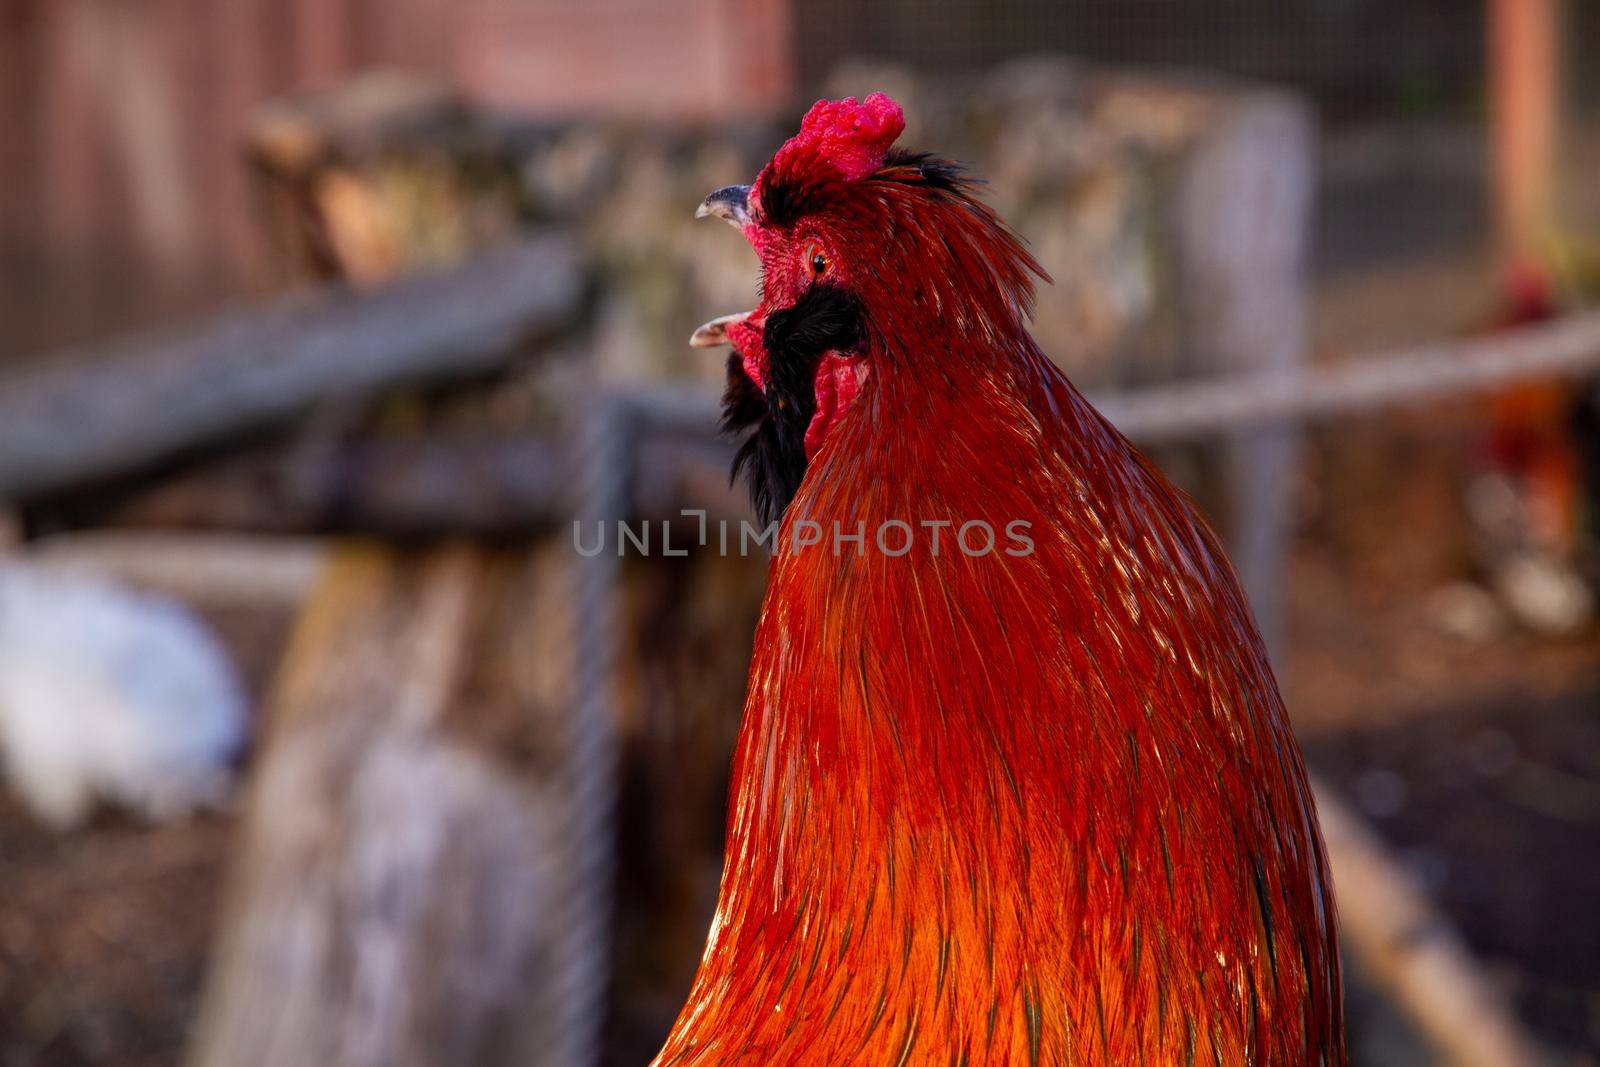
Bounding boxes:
[690,311,750,348]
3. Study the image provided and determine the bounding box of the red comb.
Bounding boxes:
[773,93,906,183]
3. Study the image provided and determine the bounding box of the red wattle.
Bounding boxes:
[804,352,866,459]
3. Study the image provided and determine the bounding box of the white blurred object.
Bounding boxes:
[0,563,249,829]
[1494,553,1594,637]
[1466,470,1596,636]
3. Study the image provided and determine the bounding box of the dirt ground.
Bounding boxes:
[1310,688,1600,1057]
[0,799,233,1067]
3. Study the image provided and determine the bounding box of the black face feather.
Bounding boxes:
[759,150,969,230]
[754,177,812,231]
[721,283,863,528]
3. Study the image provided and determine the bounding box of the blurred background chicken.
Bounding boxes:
[1469,0,1600,635]
[0,564,248,829]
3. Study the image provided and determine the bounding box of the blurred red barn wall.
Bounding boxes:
[0,0,794,361]
[460,0,793,119]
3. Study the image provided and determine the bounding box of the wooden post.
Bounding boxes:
[1174,91,1315,661]
[188,543,603,1067]
[1489,0,1560,273]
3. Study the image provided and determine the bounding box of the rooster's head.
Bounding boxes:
[692,93,1044,527]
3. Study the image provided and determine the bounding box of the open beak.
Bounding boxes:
[695,184,752,228]
[691,184,757,348]
[689,311,748,348]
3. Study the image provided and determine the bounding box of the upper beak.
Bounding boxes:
[696,184,752,227]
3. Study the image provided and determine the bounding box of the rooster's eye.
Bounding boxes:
[805,243,829,278]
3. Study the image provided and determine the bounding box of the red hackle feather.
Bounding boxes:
[659,94,1345,1066]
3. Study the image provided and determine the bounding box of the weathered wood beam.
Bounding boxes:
[0,235,581,501]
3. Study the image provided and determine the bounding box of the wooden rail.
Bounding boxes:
[0,235,581,501]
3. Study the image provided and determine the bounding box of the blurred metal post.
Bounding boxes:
[549,394,633,1067]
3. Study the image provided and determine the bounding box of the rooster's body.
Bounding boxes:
[661,95,1343,1066]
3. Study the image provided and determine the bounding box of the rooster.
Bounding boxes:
[662,94,1344,1065]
